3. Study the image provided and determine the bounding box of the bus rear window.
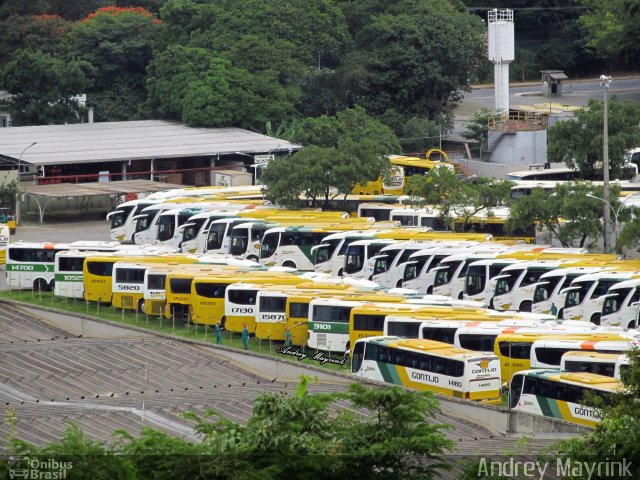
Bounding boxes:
[87,261,114,277]
[194,282,229,298]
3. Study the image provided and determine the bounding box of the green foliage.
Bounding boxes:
[69,6,163,120]
[615,206,640,254]
[462,108,496,152]
[547,97,640,179]
[579,0,640,67]
[339,0,485,119]
[0,14,72,64]
[408,168,512,230]
[0,49,93,125]
[0,180,19,211]
[262,107,399,208]
[506,182,622,248]
[3,378,453,479]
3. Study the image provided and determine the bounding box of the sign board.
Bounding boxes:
[254,154,275,162]
[98,171,110,182]
[216,174,231,187]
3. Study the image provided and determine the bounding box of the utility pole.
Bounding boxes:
[601,75,611,253]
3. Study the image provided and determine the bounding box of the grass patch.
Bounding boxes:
[0,290,351,373]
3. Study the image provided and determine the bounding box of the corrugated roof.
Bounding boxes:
[22,179,185,198]
[0,120,302,166]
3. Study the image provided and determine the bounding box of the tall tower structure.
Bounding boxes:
[487,9,514,112]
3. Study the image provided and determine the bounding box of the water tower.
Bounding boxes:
[484,8,547,167]
[487,9,514,112]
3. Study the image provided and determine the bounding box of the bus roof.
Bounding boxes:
[366,336,493,360]
[518,369,621,391]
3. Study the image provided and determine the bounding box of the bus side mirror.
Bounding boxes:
[254,242,261,249]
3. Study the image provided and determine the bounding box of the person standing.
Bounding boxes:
[550,303,558,317]
[242,323,249,350]
[215,322,223,345]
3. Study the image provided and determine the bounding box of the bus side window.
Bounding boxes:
[364,343,379,361]
[378,346,390,363]
[419,354,432,372]
[407,352,419,368]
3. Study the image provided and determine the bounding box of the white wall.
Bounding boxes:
[490,130,548,166]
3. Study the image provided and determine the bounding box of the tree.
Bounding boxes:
[0,49,93,125]
[144,45,236,127]
[70,6,163,121]
[407,168,512,231]
[262,107,400,208]
[0,14,71,64]
[547,97,640,179]
[337,0,485,120]
[614,206,640,254]
[505,182,622,248]
[461,108,497,154]
[578,0,640,67]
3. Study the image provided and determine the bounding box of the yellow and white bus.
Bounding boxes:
[353,155,453,195]
[508,369,620,426]
[560,351,630,379]
[189,271,304,326]
[0,223,9,264]
[494,332,631,383]
[530,336,634,369]
[352,336,501,402]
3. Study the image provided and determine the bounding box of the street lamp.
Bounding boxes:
[600,74,612,253]
[16,141,37,226]
[586,193,623,249]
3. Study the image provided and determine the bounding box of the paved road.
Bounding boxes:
[454,76,640,120]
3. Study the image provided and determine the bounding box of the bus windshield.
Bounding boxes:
[602,288,631,315]
[565,282,592,307]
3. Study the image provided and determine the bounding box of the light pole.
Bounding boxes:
[16,141,37,226]
[600,75,612,253]
[586,193,623,249]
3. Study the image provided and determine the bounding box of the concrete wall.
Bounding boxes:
[455,158,530,179]
[490,130,548,166]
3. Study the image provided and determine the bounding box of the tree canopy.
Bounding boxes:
[261,107,399,208]
[547,97,640,180]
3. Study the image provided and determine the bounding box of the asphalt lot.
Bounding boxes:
[1,218,112,291]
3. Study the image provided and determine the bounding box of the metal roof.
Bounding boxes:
[0,120,302,166]
[22,179,185,199]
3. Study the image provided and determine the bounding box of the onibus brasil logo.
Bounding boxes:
[8,456,73,479]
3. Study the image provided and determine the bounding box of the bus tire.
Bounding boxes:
[458,292,464,300]
[33,278,47,292]
[396,280,403,288]
[338,268,343,277]
[138,299,145,313]
[488,297,495,309]
[427,286,433,294]
[519,301,532,312]
[221,316,227,329]
[49,279,55,292]
[247,255,259,263]
[557,308,564,320]
[590,313,601,325]
[282,261,296,269]
[628,321,636,329]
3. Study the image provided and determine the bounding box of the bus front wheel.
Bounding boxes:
[33,278,47,292]
[138,299,145,313]
[519,301,532,312]
[590,313,601,325]
[282,261,296,269]
[247,255,259,263]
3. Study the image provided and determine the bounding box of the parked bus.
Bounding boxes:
[189,271,304,326]
[179,208,254,254]
[560,351,630,379]
[530,336,634,369]
[532,266,605,317]
[389,207,446,229]
[401,247,477,293]
[0,223,9,264]
[432,251,507,299]
[352,336,501,402]
[154,207,214,247]
[463,257,524,305]
[562,271,637,324]
[494,332,629,383]
[312,231,376,276]
[600,278,640,329]
[352,155,453,195]
[83,252,193,304]
[508,369,620,426]
[260,226,340,271]
[506,167,579,182]
[107,199,160,242]
[491,261,568,312]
